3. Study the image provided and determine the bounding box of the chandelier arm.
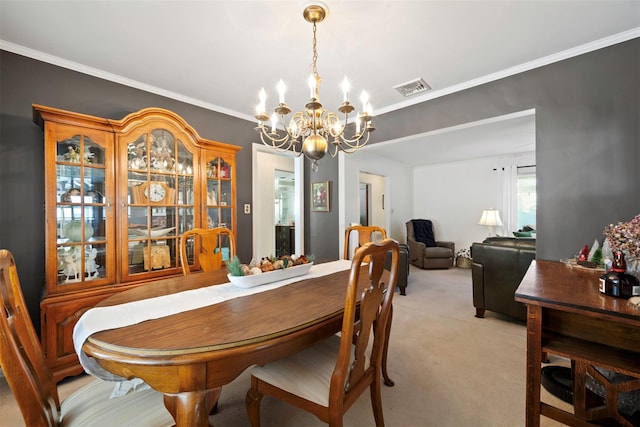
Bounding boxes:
[328,140,340,158]
[336,130,370,147]
[257,126,294,150]
[338,131,372,152]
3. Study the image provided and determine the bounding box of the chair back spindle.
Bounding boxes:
[336,240,398,400]
[180,227,236,275]
[343,225,387,261]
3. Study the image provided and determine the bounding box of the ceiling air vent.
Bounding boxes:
[393,78,431,97]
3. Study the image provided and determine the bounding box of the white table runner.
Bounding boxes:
[73,260,352,381]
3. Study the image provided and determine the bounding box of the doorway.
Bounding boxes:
[359,171,386,228]
[252,144,304,260]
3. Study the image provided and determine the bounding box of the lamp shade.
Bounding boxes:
[478,209,503,227]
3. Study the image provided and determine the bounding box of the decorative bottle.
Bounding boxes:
[599,251,639,298]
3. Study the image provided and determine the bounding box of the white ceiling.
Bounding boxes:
[1,1,639,164]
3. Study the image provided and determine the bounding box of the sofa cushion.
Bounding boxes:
[412,219,436,247]
[482,236,536,249]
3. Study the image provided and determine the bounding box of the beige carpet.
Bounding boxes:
[1,266,572,426]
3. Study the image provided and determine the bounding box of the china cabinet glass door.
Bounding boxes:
[204,154,235,261]
[123,127,196,280]
[49,124,114,290]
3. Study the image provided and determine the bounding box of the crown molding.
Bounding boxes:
[2,27,639,120]
[0,40,255,123]
[375,27,640,115]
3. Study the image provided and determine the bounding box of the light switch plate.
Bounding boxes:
[244,204,251,214]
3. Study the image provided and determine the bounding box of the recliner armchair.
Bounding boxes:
[406,219,454,269]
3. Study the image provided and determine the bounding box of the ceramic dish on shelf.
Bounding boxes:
[228,262,313,288]
[129,227,176,237]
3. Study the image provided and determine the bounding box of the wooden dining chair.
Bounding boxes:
[180,227,236,275]
[246,238,400,427]
[344,224,396,387]
[0,249,174,427]
[343,225,387,261]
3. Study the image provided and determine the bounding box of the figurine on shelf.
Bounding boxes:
[207,188,217,205]
[62,250,80,281]
[577,244,590,261]
[128,141,147,169]
[207,162,218,178]
[65,145,81,163]
[220,163,230,178]
[150,133,175,172]
[84,147,95,163]
[85,248,99,278]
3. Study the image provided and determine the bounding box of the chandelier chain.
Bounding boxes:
[311,22,318,77]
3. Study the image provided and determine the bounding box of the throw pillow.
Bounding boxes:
[513,231,532,237]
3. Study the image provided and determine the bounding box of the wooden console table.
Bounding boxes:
[515,260,640,426]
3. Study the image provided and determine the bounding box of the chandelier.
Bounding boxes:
[254,2,375,172]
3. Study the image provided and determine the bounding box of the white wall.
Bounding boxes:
[339,151,413,254]
[413,152,535,253]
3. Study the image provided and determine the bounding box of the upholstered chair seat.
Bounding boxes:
[251,335,368,407]
[59,380,174,426]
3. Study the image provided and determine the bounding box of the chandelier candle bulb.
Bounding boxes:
[341,77,350,102]
[277,80,286,104]
[360,91,369,114]
[308,75,316,98]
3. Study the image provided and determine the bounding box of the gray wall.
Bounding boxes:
[1,37,639,333]
[0,52,261,331]
[369,38,640,261]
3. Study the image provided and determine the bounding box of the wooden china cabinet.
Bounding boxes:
[34,105,241,382]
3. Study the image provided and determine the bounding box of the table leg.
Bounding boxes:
[164,387,221,427]
[525,305,542,427]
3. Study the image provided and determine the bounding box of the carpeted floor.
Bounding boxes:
[1,265,572,426]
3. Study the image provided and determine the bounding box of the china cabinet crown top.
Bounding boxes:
[33,104,241,154]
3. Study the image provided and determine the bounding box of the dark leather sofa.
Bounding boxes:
[471,237,536,321]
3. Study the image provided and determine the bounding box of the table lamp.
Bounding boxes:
[479,208,503,236]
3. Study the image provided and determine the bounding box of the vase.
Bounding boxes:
[63,220,94,242]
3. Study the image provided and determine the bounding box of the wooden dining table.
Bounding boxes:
[77,261,381,427]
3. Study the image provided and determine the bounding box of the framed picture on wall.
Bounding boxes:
[312,181,330,212]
